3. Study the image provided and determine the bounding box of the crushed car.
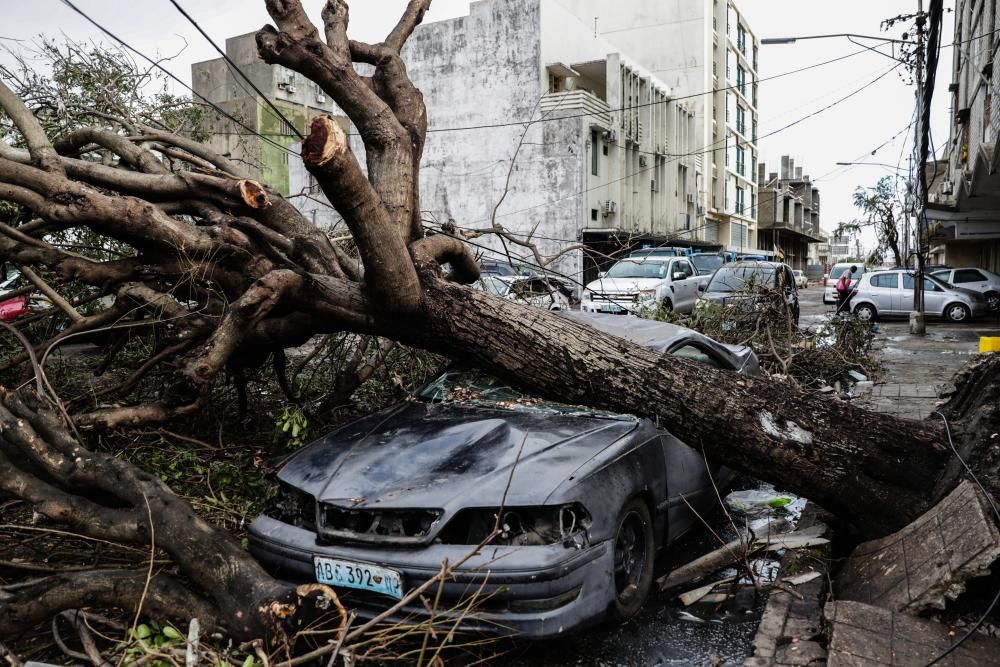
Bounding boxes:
[249,313,760,639]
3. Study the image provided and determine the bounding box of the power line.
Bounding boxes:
[57,0,302,161]
[165,0,305,141]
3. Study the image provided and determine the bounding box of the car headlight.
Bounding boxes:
[437,503,592,548]
[265,481,317,531]
[637,289,657,302]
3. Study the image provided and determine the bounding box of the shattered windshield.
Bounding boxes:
[706,266,777,293]
[417,368,633,419]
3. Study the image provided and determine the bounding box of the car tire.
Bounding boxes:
[853,303,877,322]
[610,498,654,621]
[985,291,1000,312]
[945,303,971,323]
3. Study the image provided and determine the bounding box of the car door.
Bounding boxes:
[951,269,990,294]
[902,273,945,314]
[868,273,899,313]
[669,259,698,312]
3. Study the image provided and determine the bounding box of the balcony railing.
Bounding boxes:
[540,90,611,126]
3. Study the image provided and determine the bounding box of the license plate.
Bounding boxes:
[313,556,404,599]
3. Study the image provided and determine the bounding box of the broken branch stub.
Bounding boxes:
[238,180,271,209]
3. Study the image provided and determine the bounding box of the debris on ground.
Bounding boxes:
[835,480,1000,614]
[725,490,795,514]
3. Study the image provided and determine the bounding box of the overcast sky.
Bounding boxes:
[1,0,953,255]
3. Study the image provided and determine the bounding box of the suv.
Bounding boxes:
[581,256,700,314]
[850,270,989,322]
[823,263,867,304]
[695,261,800,324]
[930,267,1000,311]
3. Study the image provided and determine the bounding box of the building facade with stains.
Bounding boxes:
[926,0,1000,272]
[756,156,823,270]
[191,32,339,196]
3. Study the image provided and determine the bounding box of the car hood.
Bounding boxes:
[585,277,663,293]
[279,401,639,509]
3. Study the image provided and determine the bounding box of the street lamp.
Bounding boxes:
[760,33,910,45]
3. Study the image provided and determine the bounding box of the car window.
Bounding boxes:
[691,255,724,274]
[829,265,865,280]
[954,269,987,283]
[475,276,509,296]
[870,273,898,289]
[675,260,694,277]
[931,270,951,282]
[706,265,777,292]
[670,345,723,368]
[901,274,942,292]
[605,260,669,279]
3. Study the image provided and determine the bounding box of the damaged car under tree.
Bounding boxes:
[249,314,759,638]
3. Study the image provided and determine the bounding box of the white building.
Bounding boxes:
[559,0,760,251]
[290,0,710,283]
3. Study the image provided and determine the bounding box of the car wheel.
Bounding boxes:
[660,298,673,312]
[985,291,1000,311]
[945,303,971,323]
[853,303,877,322]
[610,498,654,621]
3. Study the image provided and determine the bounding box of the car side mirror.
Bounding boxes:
[672,271,686,281]
[598,271,607,278]
[698,283,706,292]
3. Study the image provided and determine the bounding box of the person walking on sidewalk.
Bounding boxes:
[835,265,857,315]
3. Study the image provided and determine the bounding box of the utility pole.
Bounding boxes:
[910,0,927,335]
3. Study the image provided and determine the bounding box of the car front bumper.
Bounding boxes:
[248,515,616,639]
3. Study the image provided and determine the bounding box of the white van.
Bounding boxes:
[823,263,866,304]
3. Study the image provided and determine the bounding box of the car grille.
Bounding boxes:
[590,291,638,302]
[317,505,442,545]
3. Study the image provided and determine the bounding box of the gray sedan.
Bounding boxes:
[850,270,990,322]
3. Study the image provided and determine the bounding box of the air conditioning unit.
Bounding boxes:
[697,204,706,215]
[602,129,618,143]
[639,155,649,167]
[602,200,618,215]
[940,179,954,195]
[285,84,297,94]
[686,193,696,204]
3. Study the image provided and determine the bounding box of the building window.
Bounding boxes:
[737,67,746,96]
[738,24,747,55]
[591,130,599,176]
[750,154,756,179]
[750,192,756,219]
[752,119,758,142]
[753,44,758,71]
[591,208,599,221]
[753,82,758,107]
[735,186,745,214]
[736,106,745,135]
[736,145,745,176]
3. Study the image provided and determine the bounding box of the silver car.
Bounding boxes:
[850,270,990,322]
[931,268,1000,311]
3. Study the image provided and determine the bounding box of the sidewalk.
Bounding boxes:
[850,322,996,420]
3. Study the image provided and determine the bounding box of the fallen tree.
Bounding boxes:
[0,0,997,654]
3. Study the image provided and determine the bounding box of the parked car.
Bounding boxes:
[695,261,800,325]
[690,253,727,277]
[249,313,759,639]
[479,261,529,277]
[823,263,868,304]
[0,271,50,322]
[581,256,700,314]
[474,275,570,311]
[792,270,808,289]
[849,270,989,322]
[930,267,1000,311]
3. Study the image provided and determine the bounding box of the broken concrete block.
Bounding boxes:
[834,480,1000,614]
[826,600,1000,666]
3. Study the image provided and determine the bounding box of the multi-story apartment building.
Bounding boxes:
[756,156,823,270]
[288,0,706,282]
[560,0,760,252]
[191,33,339,195]
[926,0,1000,271]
